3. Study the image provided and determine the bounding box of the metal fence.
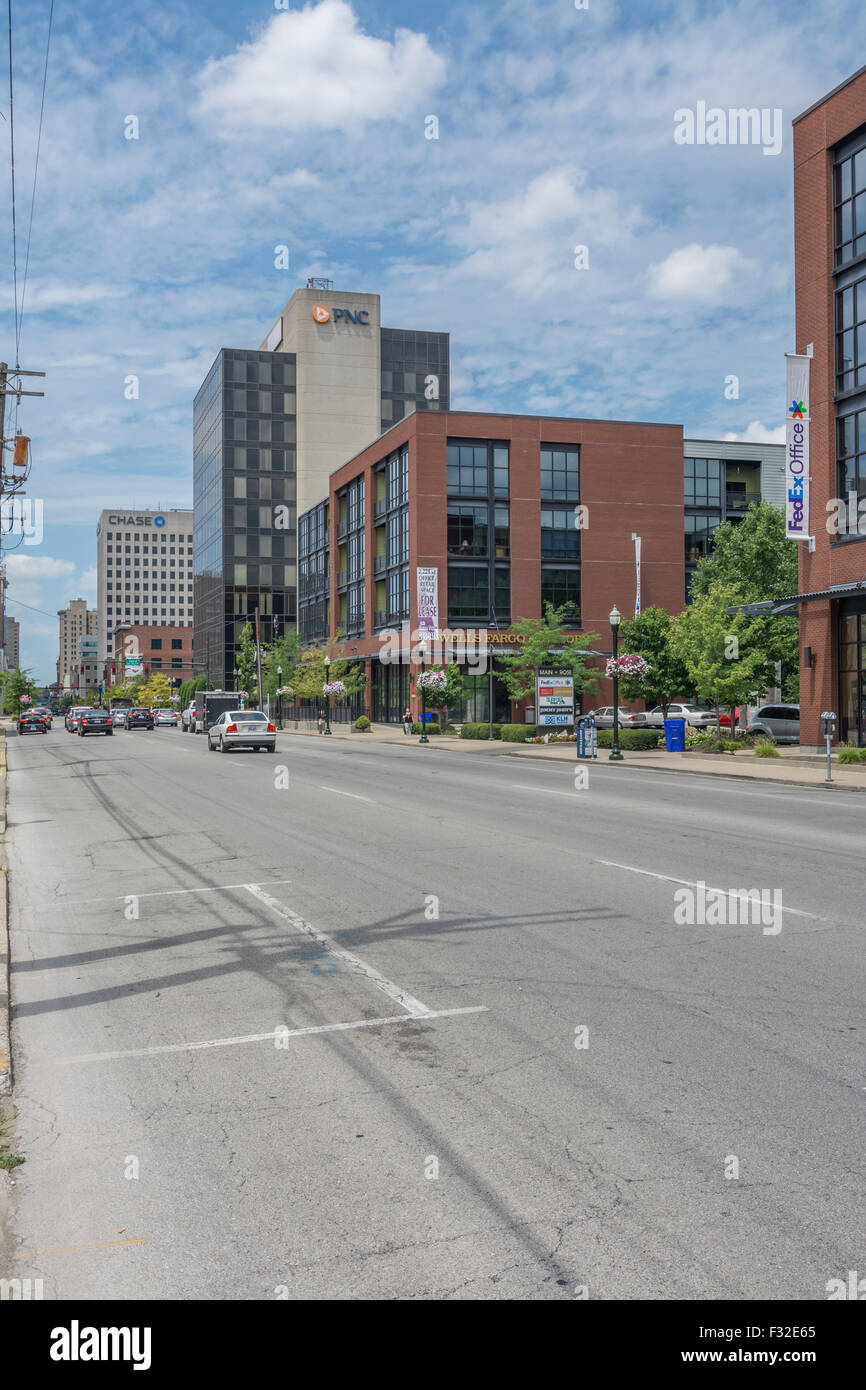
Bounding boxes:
[278,699,365,728]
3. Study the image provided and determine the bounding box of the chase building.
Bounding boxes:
[193,282,449,688]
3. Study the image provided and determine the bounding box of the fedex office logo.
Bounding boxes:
[312,304,369,325]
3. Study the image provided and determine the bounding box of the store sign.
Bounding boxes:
[536,666,575,727]
[312,305,370,325]
[785,353,810,540]
[125,655,143,674]
[108,514,166,527]
[416,568,439,640]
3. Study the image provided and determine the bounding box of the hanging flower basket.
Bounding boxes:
[19,694,32,706]
[605,654,650,680]
[323,680,347,697]
[416,670,447,693]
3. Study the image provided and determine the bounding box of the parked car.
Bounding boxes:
[78,708,113,737]
[207,709,276,753]
[747,703,800,745]
[155,708,178,727]
[125,707,155,730]
[18,711,48,735]
[579,707,647,729]
[644,703,718,728]
[65,706,89,732]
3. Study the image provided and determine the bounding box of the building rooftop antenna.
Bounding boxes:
[306,277,334,291]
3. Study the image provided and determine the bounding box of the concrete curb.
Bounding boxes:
[0,730,10,1095]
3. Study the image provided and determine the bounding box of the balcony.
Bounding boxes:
[337,520,348,540]
[374,609,388,629]
[337,570,348,589]
[375,554,387,575]
[374,499,387,522]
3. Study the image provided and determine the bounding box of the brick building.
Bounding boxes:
[108,623,194,690]
[791,66,866,748]
[299,410,686,724]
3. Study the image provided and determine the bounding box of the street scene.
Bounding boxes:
[0,0,863,1354]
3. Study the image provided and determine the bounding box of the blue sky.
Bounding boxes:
[2,0,864,681]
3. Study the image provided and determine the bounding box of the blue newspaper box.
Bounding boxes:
[663,718,686,751]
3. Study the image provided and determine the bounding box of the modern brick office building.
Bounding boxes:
[299,410,686,724]
[193,284,449,689]
[791,67,866,747]
[108,623,194,688]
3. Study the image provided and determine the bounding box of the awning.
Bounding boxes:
[725,581,866,616]
[773,581,866,606]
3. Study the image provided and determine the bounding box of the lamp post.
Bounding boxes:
[418,641,429,743]
[323,655,332,734]
[609,605,623,761]
[277,665,283,729]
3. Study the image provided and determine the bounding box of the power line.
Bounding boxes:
[7,0,19,360]
[19,0,54,359]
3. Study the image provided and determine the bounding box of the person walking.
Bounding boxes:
[317,711,325,735]
[402,706,412,735]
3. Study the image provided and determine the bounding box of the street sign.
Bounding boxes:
[536,666,574,727]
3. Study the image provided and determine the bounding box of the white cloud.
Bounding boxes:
[196,1,445,134]
[647,244,757,304]
[19,283,128,311]
[3,555,75,581]
[722,421,786,444]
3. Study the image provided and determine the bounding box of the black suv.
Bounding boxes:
[78,708,113,737]
[126,707,154,730]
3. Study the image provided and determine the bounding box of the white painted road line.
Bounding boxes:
[53,1007,490,1065]
[245,883,432,1016]
[595,860,825,920]
[60,880,295,906]
[510,784,578,798]
[318,785,376,803]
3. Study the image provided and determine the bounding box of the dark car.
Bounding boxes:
[125,707,154,730]
[78,708,113,737]
[18,711,48,735]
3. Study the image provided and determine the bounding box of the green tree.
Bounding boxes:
[292,636,366,703]
[1,668,37,715]
[495,605,599,704]
[263,630,300,701]
[689,501,799,699]
[235,621,259,702]
[138,672,173,708]
[418,663,464,723]
[669,581,773,726]
[618,606,691,718]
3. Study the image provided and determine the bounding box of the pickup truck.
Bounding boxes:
[192,691,247,734]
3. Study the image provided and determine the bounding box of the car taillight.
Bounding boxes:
[267,724,275,733]
[226,723,237,733]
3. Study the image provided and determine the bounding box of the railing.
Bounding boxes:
[375,554,387,575]
[374,610,388,628]
[282,699,366,728]
[374,499,387,521]
[337,570,348,588]
[337,521,348,540]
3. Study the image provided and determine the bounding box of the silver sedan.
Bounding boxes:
[207,710,276,753]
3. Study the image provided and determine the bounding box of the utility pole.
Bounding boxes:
[0,362,46,668]
[254,606,264,710]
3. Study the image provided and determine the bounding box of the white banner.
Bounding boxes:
[785,353,810,540]
[632,533,642,615]
[417,567,439,640]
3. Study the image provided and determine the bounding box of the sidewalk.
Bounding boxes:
[280,721,866,790]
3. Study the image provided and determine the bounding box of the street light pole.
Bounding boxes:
[609,605,623,761]
[418,641,428,744]
[323,655,332,734]
[277,665,283,730]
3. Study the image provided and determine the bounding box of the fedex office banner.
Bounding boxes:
[785,353,810,540]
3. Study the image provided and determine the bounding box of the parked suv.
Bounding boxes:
[747,703,800,745]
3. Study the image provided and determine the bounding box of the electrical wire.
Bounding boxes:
[18,0,54,356]
[7,0,19,361]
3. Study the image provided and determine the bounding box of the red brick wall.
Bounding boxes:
[794,71,866,744]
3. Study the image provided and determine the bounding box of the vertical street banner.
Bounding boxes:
[416,567,439,640]
[632,533,642,616]
[785,353,810,540]
[536,666,575,727]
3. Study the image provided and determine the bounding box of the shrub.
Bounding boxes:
[753,739,780,758]
[596,728,661,750]
[353,715,371,731]
[836,744,865,764]
[412,721,440,735]
[459,722,501,739]
[501,723,536,741]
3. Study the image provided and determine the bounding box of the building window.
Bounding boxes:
[540,445,579,500]
[684,457,722,507]
[685,512,719,566]
[540,507,580,559]
[541,566,580,623]
[447,503,488,556]
[447,564,489,620]
[836,276,866,393]
[447,442,491,496]
[835,145,866,266]
[838,407,866,502]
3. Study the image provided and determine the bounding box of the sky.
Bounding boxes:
[1,0,864,682]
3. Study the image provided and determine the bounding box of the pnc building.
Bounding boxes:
[192,283,449,689]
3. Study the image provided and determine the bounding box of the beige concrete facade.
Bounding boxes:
[260,288,381,518]
[58,598,97,691]
[4,616,19,669]
[95,508,194,666]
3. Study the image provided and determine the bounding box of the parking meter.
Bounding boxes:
[821,711,836,782]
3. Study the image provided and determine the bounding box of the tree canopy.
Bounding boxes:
[495,605,600,703]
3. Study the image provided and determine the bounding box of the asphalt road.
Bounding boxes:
[3,723,864,1300]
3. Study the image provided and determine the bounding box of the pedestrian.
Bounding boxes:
[317,711,325,735]
[402,706,412,735]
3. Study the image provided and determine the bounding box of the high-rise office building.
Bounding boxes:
[95,508,194,667]
[193,284,449,688]
[57,598,97,692]
[4,614,20,669]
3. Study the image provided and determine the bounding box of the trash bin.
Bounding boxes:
[663,717,686,751]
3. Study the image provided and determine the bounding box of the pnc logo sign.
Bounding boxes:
[312,305,370,326]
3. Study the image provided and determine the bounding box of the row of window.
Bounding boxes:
[834,146,866,267]
[103,532,192,542]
